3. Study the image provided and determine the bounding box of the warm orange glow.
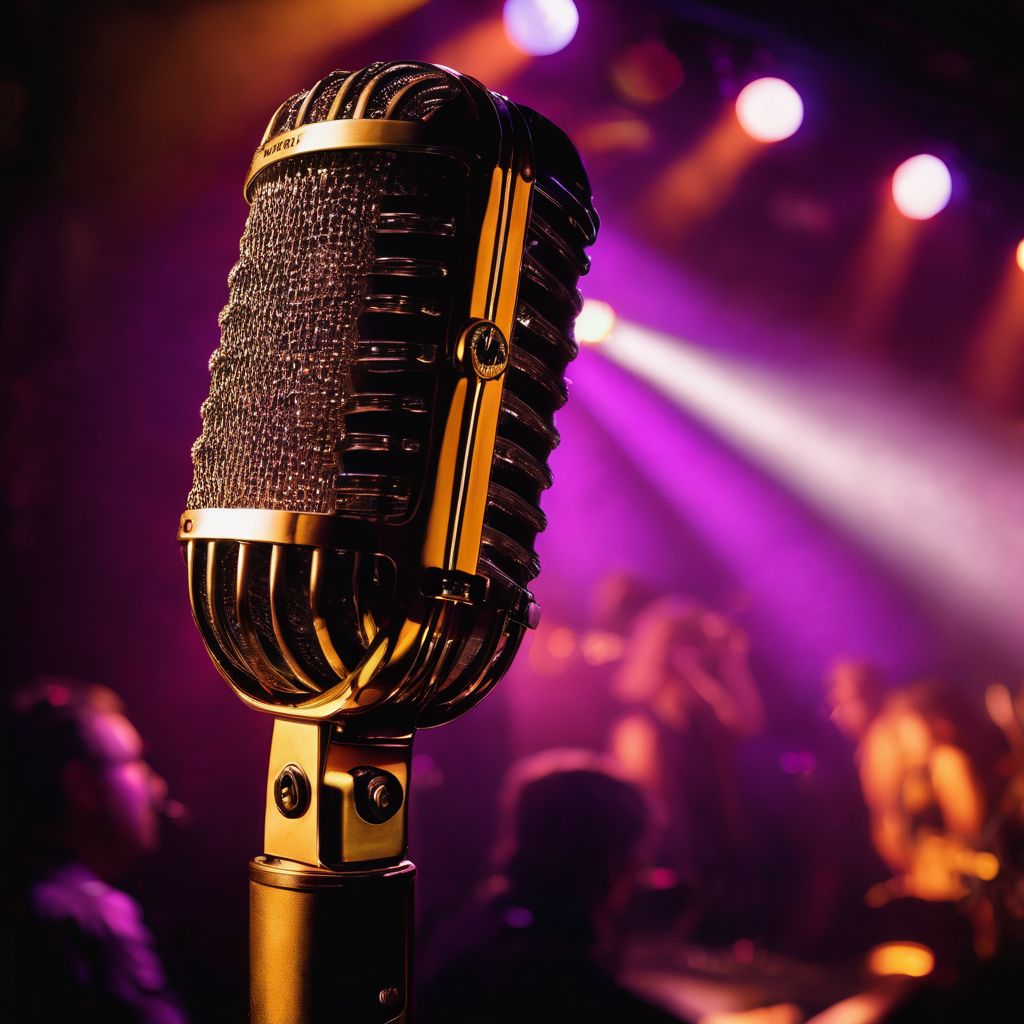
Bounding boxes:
[429,17,531,90]
[1017,240,1024,273]
[973,850,1000,881]
[986,683,1015,729]
[807,989,904,1024]
[866,942,935,978]
[68,0,427,195]
[824,195,920,347]
[701,1004,802,1024]
[609,712,660,788]
[641,110,761,239]
[580,630,626,666]
[574,117,652,155]
[964,258,1024,414]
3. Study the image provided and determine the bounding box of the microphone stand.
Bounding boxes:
[250,718,415,1024]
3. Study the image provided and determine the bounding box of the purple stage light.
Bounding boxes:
[503,0,579,57]
[735,77,804,143]
[891,154,952,220]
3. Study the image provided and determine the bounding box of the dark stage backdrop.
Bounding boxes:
[4,2,1024,1018]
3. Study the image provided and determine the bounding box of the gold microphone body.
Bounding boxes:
[178,62,597,1023]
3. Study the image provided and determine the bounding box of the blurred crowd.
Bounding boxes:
[6,583,1024,1022]
[415,577,1024,1023]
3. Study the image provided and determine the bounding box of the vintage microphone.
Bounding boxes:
[177,62,597,1023]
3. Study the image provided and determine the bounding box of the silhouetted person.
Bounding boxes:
[827,662,999,908]
[1,676,186,1023]
[609,597,765,942]
[419,749,685,1023]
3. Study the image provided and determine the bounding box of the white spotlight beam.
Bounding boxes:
[601,320,1024,658]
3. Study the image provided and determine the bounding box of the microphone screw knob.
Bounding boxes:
[273,763,311,819]
[350,766,404,824]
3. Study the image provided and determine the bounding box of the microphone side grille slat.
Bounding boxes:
[235,543,313,694]
[203,541,251,678]
[310,547,353,679]
[355,340,437,369]
[492,435,552,491]
[269,545,324,690]
[479,169,592,583]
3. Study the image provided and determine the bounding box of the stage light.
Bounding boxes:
[574,116,652,155]
[867,942,935,978]
[891,154,952,220]
[593,319,1024,663]
[734,77,803,143]
[610,38,684,104]
[1016,239,1024,273]
[503,0,579,56]
[547,626,578,659]
[576,298,616,345]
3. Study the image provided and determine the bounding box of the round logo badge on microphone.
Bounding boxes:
[466,320,510,380]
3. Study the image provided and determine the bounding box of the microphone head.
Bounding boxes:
[179,62,598,728]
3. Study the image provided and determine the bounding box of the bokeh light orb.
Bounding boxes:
[503,0,579,57]
[891,154,952,220]
[1015,239,1024,273]
[735,77,804,143]
[867,943,935,979]
[576,298,616,345]
[610,39,684,104]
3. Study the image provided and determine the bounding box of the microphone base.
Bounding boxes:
[249,856,414,1024]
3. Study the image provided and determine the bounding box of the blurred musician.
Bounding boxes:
[826,659,1009,961]
[608,596,766,941]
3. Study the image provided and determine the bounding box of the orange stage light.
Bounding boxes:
[429,17,531,90]
[67,0,427,196]
[574,116,652,155]
[641,109,761,239]
[824,193,920,348]
[866,942,935,978]
[964,255,1024,414]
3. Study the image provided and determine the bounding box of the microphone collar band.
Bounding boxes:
[243,118,466,202]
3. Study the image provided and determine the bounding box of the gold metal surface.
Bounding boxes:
[179,507,356,547]
[264,719,410,867]
[269,545,323,691]
[236,542,314,696]
[250,857,413,1024]
[264,720,326,866]
[243,118,459,201]
[420,160,533,577]
[180,62,571,1024]
[171,56,602,1024]
[309,547,352,678]
[322,741,409,864]
[202,540,253,681]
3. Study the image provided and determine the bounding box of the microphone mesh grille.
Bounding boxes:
[187,149,401,513]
